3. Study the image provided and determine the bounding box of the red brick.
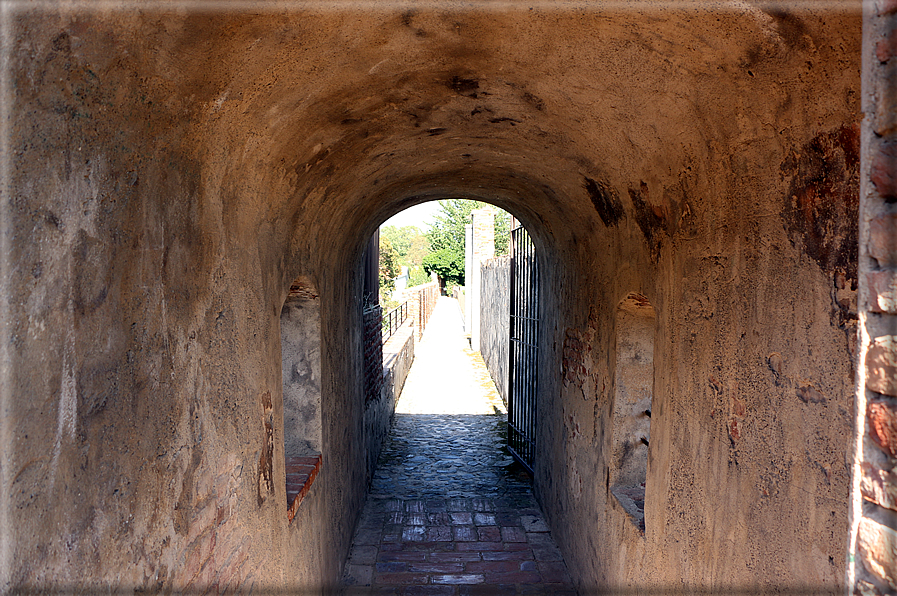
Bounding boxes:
[874,62,897,136]
[868,401,897,458]
[500,527,526,542]
[482,571,542,583]
[456,541,507,552]
[406,513,427,526]
[377,561,410,573]
[878,26,897,62]
[857,517,897,585]
[453,526,477,541]
[868,271,897,314]
[428,513,451,525]
[425,526,452,542]
[407,562,465,573]
[373,573,429,585]
[286,473,309,485]
[403,526,427,542]
[430,574,485,585]
[870,213,897,267]
[872,142,897,200]
[476,526,501,542]
[464,561,520,573]
[378,552,428,563]
[473,513,496,525]
[866,336,897,397]
[482,550,534,561]
[860,462,897,511]
[428,552,482,563]
[450,512,473,524]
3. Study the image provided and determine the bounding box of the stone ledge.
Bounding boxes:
[610,485,646,534]
[287,453,323,523]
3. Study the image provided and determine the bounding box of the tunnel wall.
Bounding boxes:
[0,4,863,594]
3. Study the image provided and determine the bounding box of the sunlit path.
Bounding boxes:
[396,297,506,416]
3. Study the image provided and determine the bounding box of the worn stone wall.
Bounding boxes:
[368,325,416,475]
[848,0,897,593]
[0,3,862,593]
[479,256,511,405]
[282,294,323,457]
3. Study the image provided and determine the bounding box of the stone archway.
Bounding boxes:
[2,4,865,593]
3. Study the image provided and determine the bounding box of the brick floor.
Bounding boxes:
[341,299,578,595]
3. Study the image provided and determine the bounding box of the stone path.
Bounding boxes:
[342,297,577,595]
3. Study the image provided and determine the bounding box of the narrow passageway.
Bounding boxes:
[342,297,577,595]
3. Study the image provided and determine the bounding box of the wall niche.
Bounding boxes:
[609,292,655,534]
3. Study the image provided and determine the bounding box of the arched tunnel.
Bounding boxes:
[2,2,894,593]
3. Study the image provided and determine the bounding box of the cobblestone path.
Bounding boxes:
[342,298,577,595]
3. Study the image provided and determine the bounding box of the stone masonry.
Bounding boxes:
[849,1,897,593]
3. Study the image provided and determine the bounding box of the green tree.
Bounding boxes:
[407,265,431,287]
[406,234,430,267]
[378,236,399,301]
[422,247,465,286]
[425,200,512,284]
[381,224,431,268]
[494,211,510,257]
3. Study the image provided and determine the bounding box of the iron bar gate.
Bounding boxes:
[508,220,539,474]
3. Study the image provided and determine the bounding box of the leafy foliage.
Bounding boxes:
[422,247,465,286]
[407,265,431,287]
[380,225,430,268]
[424,200,511,284]
[378,236,399,301]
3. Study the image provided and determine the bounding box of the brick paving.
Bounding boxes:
[342,298,577,595]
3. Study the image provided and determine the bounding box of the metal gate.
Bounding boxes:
[508,221,539,474]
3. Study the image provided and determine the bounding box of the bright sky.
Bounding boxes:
[381,200,442,232]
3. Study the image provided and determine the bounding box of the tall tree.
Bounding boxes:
[424,199,511,285]
[378,236,399,300]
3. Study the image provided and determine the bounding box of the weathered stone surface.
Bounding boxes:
[872,142,897,200]
[868,270,897,314]
[867,336,897,397]
[857,517,897,590]
[861,462,897,512]
[877,26,897,63]
[874,62,897,137]
[868,401,897,458]
[479,256,510,404]
[870,213,897,267]
[797,385,826,404]
[879,0,897,16]
[855,579,885,596]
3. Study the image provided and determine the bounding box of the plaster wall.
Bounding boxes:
[0,4,862,593]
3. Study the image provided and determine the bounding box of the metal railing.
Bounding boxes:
[382,301,409,341]
[508,222,539,475]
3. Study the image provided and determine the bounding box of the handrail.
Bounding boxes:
[382,301,409,341]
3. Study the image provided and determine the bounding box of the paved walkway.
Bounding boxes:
[342,297,577,595]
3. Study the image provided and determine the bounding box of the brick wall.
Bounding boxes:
[849,2,897,592]
[401,281,439,340]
